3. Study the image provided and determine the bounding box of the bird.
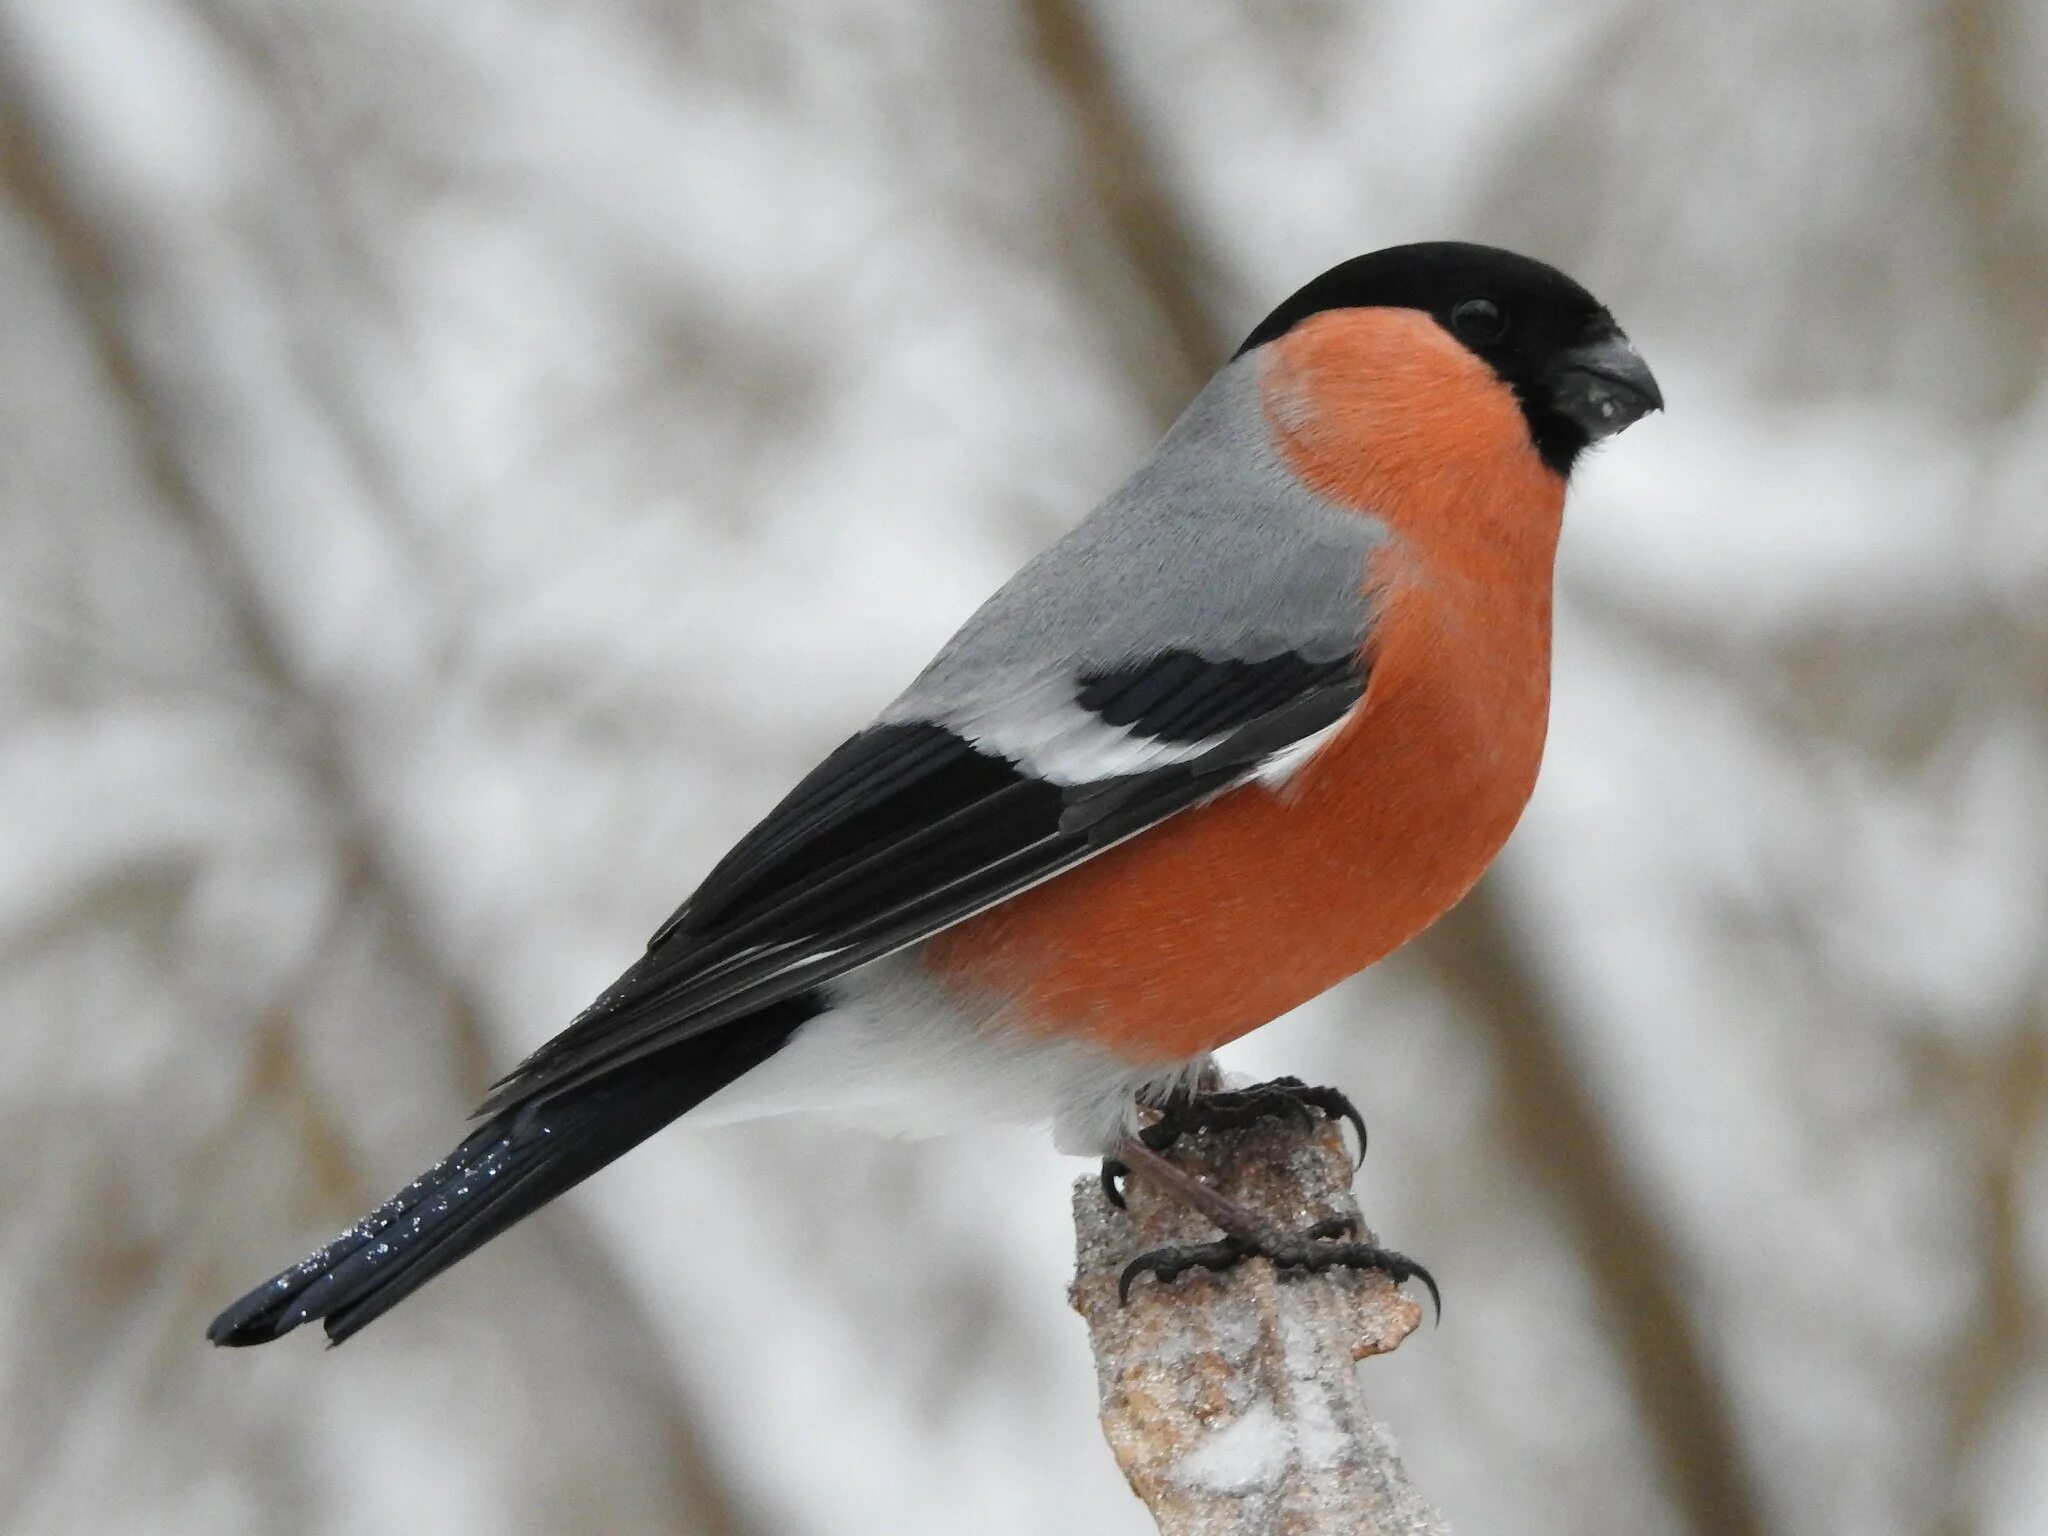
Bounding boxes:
[208,240,1661,1346]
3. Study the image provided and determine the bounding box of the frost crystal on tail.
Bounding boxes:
[208,997,817,1345]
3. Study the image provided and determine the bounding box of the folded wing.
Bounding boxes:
[480,647,1367,1115]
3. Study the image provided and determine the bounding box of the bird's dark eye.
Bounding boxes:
[1451,298,1508,342]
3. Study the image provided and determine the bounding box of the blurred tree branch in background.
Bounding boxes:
[1417,892,1766,1536]
[1021,0,1230,411]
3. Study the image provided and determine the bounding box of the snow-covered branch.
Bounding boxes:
[1071,1115,1447,1534]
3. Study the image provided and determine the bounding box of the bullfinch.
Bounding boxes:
[209,241,1661,1345]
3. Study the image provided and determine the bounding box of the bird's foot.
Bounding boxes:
[1145,1075,1367,1157]
[1101,1126,1438,1316]
[1101,1076,1366,1208]
[1117,1216,1440,1314]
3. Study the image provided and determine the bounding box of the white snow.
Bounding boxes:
[1176,1400,1293,1494]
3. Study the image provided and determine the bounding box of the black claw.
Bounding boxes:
[1414,1261,1444,1324]
[1383,1252,1441,1324]
[1100,1158,1129,1210]
[1118,1237,1251,1302]
[1271,1241,1442,1323]
[1285,1083,1370,1166]
[1117,1217,1440,1321]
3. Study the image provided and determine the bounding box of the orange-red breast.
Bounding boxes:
[210,241,1660,1345]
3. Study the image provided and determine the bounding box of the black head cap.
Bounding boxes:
[1236,241,1662,476]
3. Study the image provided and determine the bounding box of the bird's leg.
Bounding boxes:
[1109,1137,1440,1314]
[1099,1074,1367,1208]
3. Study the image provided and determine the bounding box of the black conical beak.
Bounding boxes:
[1547,324,1663,441]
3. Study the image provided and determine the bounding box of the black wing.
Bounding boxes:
[479,649,1365,1114]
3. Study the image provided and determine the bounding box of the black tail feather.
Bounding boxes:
[208,995,817,1346]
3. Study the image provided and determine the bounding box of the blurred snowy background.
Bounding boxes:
[3,2,2046,1533]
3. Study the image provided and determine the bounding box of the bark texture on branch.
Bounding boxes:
[1071,1117,1450,1535]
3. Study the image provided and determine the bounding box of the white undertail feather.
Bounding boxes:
[689,951,1209,1154]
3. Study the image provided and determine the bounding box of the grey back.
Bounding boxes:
[884,354,1389,726]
